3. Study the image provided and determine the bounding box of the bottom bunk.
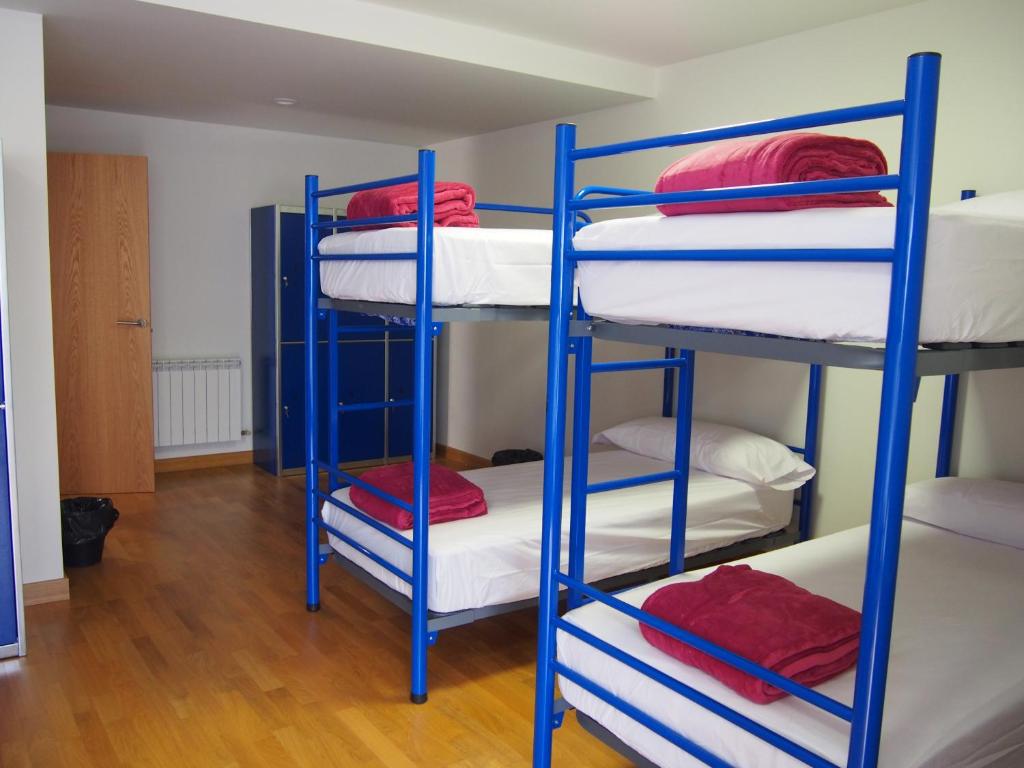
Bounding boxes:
[556,479,1024,768]
[321,449,797,616]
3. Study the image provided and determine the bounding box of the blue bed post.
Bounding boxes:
[328,311,341,491]
[533,123,577,767]
[662,347,677,417]
[798,363,823,541]
[847,52,940,768]
[409,149,436,704]
[304,174,322,613]
[935,373,959,478]
[668,349,695,575]
[567,302,593,610]
[935,189,975,478]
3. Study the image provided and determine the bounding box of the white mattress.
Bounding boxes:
[558,521,1024,768]
[574,190,1024,343]
[322,449,793,614]
[319,226,552,306]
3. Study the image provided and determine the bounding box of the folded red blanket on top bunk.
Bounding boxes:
[350,462,487,530]
[655,132,891,215]
[640,564,861,704]
[347,181,480,228]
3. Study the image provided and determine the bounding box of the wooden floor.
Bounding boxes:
[0,465,629,767]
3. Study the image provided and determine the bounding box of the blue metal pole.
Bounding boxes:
[662,347,676,417]
[798,364,823,541]
[588,470,681,495]
[304,175,322,613]
[591,358,685,374]
[314,213,418,229]
[474,202,553,216]
[847,51,940,768]
[936,373,959,478]
[575,185,649,200]
[669,350,695,574]
[567,305,593,610]
[409,150,435,704]
[533,123,576,768]
[571,247,895,263]
[570,176,899,212]
[328,310,340,492]
[935,190,974,479]
[313,172,419,199]
[571,100,904,160]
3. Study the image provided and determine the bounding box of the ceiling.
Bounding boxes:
[2,0,923,146]
[366,0,924,67]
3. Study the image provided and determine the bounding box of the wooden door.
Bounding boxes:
[48,153,154,493]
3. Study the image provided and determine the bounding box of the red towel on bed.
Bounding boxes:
[347,181,479,228]
[349,462,487,530]
[655,132,891,216]
[640,564,860,704]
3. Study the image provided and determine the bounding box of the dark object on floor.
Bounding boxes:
[491,448,543,466]
[60,497,119,567]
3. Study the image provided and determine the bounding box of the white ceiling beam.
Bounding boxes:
[137,0,659,97]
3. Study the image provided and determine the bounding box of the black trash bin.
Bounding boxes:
[60,497,119,567]
[491,448,543,466]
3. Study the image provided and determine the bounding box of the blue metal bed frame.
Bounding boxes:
[561,380,972,768]
[303,161,570,704]
[303,162,823,704]
[531,52,1024,768]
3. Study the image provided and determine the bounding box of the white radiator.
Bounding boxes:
[152,358,242,447]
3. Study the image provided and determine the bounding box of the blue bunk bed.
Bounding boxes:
[533,51,1024,767]
[303,163,553,704]
[302,159,824,704]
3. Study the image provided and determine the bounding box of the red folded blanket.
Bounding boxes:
[655,132,891,216]
[640,564,860,704]
[347,181,479,228]
[349,462,487,530]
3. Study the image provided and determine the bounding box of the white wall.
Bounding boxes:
[0,10,64,584]
[432,0,1024,535]
[46,107,417,458]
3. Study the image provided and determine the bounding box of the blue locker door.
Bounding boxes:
[0,320,18,652]
[280,343,332,471]
[250,207,279,474]
[387,338,414,459]
[338,342,386,463]
[279,343,305,471]
[280,341,388,470]
[280,211,332,344]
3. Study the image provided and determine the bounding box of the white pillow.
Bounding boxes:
[904,477,1024,549]
[593,416,815,491]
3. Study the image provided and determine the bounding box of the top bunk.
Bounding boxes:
[554,55,1024,375]
[306,165,564,323]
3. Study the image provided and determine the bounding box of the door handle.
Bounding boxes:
[116,319,148,328]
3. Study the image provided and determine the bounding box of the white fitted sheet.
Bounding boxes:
[574,190,1024,343]
[559,521,1024,768]
[319,226,552,306]
[322,449,793,614]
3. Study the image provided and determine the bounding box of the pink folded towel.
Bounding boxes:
[347,181,479,228]
[640,564,861,704]
[349,462,487,530]
[655,132,891,216]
